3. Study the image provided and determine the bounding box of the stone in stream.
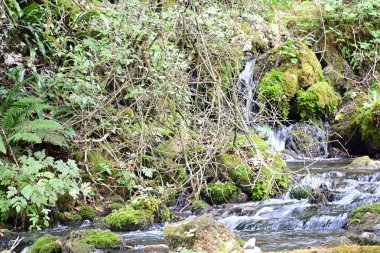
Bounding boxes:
[163,214,244,253]
[243,238,261,253]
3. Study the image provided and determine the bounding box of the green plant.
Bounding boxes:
[79,205,96,220]
[27,234,61,253]
[0,73,71,155]
[0,151,88,229]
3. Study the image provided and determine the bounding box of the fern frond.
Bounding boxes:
[9,132,42,144]
[15,119,64,133]
[35,131,67,147]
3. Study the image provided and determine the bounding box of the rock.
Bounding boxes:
[27,234,62,253]
[0,229,17,251]
[243,238,256,249]
[319,236,353,248]
[348,156,380,170]
[163,214,243,253]
[65,229,122,250]
[347,232,380,246]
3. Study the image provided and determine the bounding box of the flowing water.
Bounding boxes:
[18,159,380,252]
[215,159,380,251]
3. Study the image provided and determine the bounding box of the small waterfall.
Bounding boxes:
[237,57,257,123]
[215,161,380,251]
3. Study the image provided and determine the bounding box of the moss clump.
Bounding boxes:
[68,229,122,249]
[257,40,327,119]
[297,81,339,120]
[351,156,373,168]
[79,206,96,220]
[103,206,153,231]
[358,101,380,154]
[349,203,380,225]
[259,66,298,117]
[217,133,291,201]
[128,196,172,222]
[66,214,81,221]
[27,234,61,253]
[204,181,238,205]
[190,200,210,214]
[290,186,315,200]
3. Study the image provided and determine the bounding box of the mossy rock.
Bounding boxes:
[27,234,61,253]
[217,133,291,201]
[350,156,373,168]
[79,206,96,220]
[190,200,211,214]
[347,203,380,233]
[128,196,172,222]
[290,185,315,200]
[256,40,328,119]
[163,214,243,253]
[65,214,82,226]
[331,90,366,153]
[62,241,94,253]
[66,229,122,249]
[358,101,380,154]
[297,81,340,120]
[203,181,239,205]
[103,206,153,231]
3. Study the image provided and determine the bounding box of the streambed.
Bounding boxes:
[19,159,380,252]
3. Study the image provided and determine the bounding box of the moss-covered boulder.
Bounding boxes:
[103,196,172,231]
[358,101,380,155]
[330,90,366,154]
[79,206,96,220]
[216,133,291,201]
[202,181,239,205]
[290,185,315,200]
[297,81,339,120]
[27,234,61,253]
[347,203,380,232]
[190,200,211,214]
[128,196,172,222]
[65,229,122,251]
[163,214,243,253]
[103,206,153,231]
[255,40,333,119]
[349,156,380,170]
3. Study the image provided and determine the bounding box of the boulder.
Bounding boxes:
[163,214,243,253]
[64,229,122,252]
[243,238,261,253]
[348,156,380,170]
[27,234,62,253]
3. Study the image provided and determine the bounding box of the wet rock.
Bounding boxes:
[244,238,261,253]
[0,229,17,251]
[329,147,348,158]
[65,229,123,251]
[319,236,353,248]
[347,232,380,246]
[190,200,211,215]
[348,156,380,170]
[347,203,380,234]
[163,214,243,253]
[290,185,315,200]
[27,234,62,253]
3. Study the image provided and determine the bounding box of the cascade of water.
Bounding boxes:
[237,57,257,123]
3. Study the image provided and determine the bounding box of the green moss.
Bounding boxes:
[257,40,328,119]
[204,181,238,205]
[190,200,210,214]
[297,81,339,120]
[79,206,96,220]
[128,196,172,222]
[105,203,124,212]
[351,156,373,168]
[350,203,380,224]
[103,206,153,230]
[70,229,122,249]
[27,234,61,253]
[358,101,380,152]
[290,186,315,200]
[66,214,82,221]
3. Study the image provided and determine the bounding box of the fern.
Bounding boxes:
[0,76,70,154]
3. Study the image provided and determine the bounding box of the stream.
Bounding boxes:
[18,158,380,252]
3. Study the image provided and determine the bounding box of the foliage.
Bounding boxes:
[0,151,87,229]
[203,181,238,205]
[79,206,96,220]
